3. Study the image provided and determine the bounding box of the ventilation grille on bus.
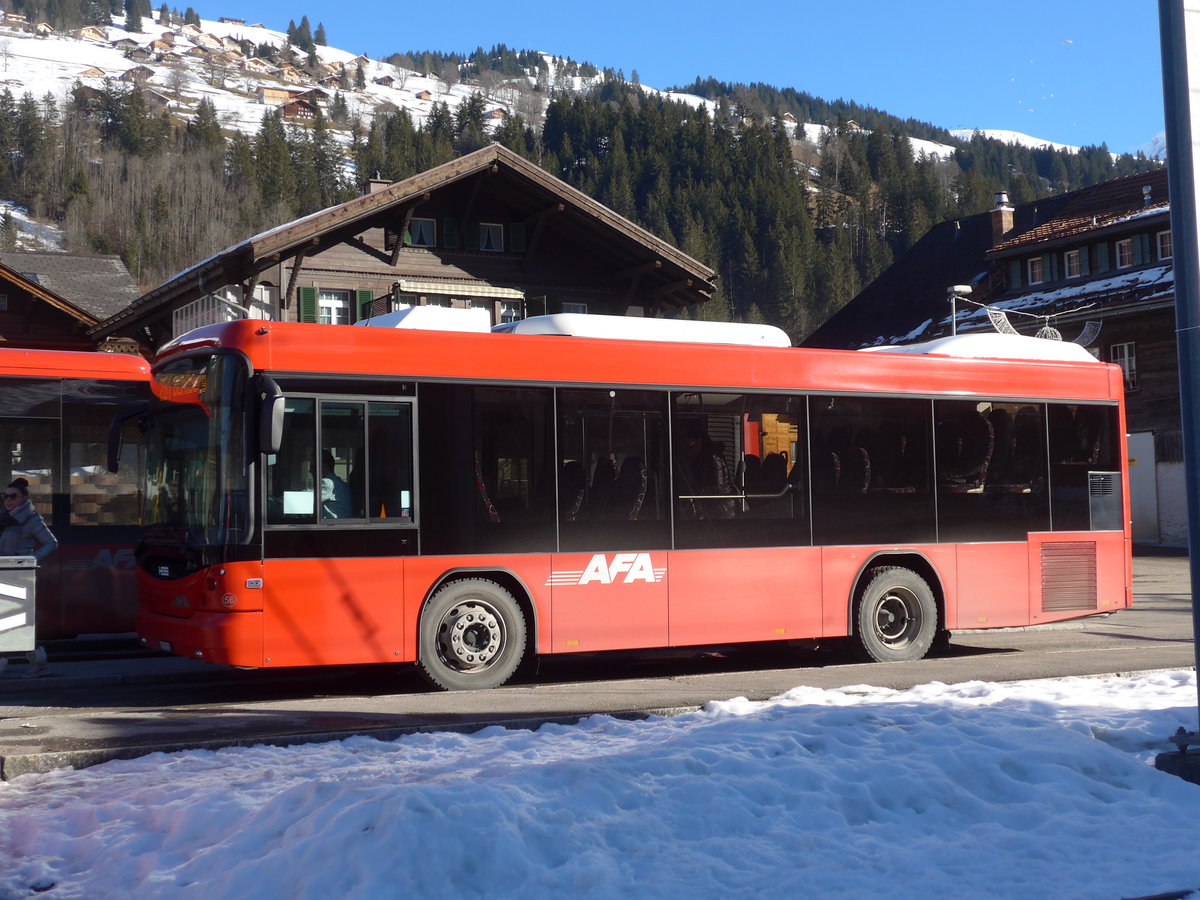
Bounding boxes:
[1089,472,1117,496]
[1040,541,1097,612]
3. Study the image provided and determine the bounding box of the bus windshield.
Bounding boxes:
[140,351,250,561]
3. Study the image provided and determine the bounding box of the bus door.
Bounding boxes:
[262,395,415,666]
[552,389,669,651]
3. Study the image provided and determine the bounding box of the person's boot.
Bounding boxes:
[22,646,47,678]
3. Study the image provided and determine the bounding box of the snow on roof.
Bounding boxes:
[494,313,793,347]
[863,332,1100,362]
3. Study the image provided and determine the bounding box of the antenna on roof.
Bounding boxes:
[946,285,972,336]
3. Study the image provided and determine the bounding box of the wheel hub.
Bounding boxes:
[439,602,503,669]
[876,592,913,643]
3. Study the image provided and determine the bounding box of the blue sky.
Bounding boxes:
[225,0,1165,154]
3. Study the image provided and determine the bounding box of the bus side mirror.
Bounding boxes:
[259,376,284,455]
[107,403,149,473]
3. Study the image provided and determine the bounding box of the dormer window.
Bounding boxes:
[479,223,504,252]
[407,218,436,248]
[1115,238,1134,269]
[1027,257,1044,285]
[1157,229,1173,260]
[1064,250,1081,279]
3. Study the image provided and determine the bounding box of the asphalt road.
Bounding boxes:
[0,553,1194,778]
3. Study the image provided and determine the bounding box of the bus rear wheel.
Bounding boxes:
[854,566,937,663]
[418,579,527,690]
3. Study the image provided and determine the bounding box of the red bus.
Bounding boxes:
[0,347,151,638]
[129,313,1131,689]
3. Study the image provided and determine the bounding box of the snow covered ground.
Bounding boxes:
[1,670,1198,898]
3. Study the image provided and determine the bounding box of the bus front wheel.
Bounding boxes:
[418,579,527,690]
[854,567,937,663]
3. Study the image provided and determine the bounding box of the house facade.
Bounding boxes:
[92,143,717,353]
[805,168,1182,545]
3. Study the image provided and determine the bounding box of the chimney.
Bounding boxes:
[1143,184,1153,207]
[364,177,392,195]
[991,191,1014,246]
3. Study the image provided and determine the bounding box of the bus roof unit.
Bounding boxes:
[493,314,793,348]
[862,333,1100,363]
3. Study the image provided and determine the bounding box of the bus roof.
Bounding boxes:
[161,320,1124,404]
[0,347,150,379]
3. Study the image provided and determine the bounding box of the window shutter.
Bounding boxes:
[1080,247,1090,276]
[1097,243,1109,272]
[1045,253,1056,282]
[1140,233,1152,263]
[509,221,526,253]
[356,289,374,321]
[1132,236,1144,265]
[1010,261,1022,289]
[298,286,318,323]
[442,217,459,249]
[465,221,479,250]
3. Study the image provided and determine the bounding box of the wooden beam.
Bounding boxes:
[344,235,393,266]
[283,249,307,311]
[652,278,693,296]
[390,206,417,266]
[614,260,662,280]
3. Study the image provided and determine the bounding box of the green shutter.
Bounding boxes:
[356,289,374,321]
[298,286,318,323]
[1080,247,1090,276]
[442,217,458,249]
[1010,261,1022,289]
[1045,254,1056,282]
[509,221,526,253]
[1097,243,1109,272]
[465,221,479,250]
[1132,236,1144,266]
[1141,233,1152,263]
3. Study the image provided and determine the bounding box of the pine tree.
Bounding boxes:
[315,22,327,46]
[124,0,143,32]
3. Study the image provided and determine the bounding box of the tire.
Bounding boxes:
[417,578,527,690]
[854,566,937,663]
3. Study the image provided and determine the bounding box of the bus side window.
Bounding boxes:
[266,398,316,524]
[366,403,413,521]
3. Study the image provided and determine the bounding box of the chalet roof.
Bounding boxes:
[92,144,717,340]
[0,251,141,320]
[988,168,1170,256]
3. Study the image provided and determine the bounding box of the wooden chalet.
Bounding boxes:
[281,98,317,120]
[119,66,155,83]
[0,251,141,351]
[93,143,717,350]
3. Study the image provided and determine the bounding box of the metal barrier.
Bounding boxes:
[0,556,36,652]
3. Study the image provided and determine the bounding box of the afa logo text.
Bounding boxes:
[546,553,667,586]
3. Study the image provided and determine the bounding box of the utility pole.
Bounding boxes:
[1156,0,1200,783]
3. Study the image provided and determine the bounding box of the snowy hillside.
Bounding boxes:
[0,14,530,137]
[0,15,964,165]
[949,127,1090,153]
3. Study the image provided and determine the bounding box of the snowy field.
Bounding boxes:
[1,670,1198,898]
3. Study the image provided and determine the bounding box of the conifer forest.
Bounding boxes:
[0,52,1160,341]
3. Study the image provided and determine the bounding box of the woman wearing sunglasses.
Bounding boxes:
[0,477,58,678]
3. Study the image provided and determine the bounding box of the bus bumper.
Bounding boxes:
[136,607,264,667]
